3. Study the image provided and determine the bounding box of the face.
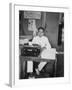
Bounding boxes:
[38,29,44,37]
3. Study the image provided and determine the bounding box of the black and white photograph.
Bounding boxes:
[19,10,64,79]
[0,0,72,89]
[9,3,70,87]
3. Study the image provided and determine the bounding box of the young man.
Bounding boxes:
[30,27,51,75]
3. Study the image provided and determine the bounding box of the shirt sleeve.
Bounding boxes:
[29,36,40,45]
[45,37,51,49]
[31,36,39,45]
[32,37,37,44]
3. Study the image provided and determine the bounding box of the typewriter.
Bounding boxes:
[21,44,41,57]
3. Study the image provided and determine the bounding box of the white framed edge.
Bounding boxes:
[9,3,70,87]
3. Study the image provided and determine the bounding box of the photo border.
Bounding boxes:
[9,3,70,87]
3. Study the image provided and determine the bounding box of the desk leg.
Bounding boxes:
[54,57,57,77]
[20,58,27,79]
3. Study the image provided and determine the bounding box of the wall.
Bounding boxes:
[45,12,59,48]
[19,11,42,36]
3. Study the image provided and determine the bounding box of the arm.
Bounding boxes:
[41,37,51,50]
[29,36,39,46]
[45,38,51,49]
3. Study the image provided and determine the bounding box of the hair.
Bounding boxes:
[38,27,45,32]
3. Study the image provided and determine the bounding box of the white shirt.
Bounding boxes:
[28,36,55,72]
[31,36,51,49]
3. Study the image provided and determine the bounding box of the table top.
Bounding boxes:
[20,56,56,62]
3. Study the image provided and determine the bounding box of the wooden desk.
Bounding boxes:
[19,56,57,79]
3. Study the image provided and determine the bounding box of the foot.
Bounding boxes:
[35,68,40,75]
[28,73,35,79]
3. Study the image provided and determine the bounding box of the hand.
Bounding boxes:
[29,42,32,46]
[41,47,46,52]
